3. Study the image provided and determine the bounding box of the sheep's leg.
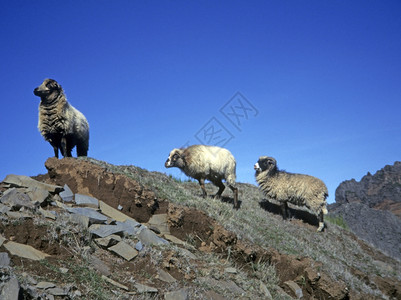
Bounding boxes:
[52,145,59,158]
[281,201,289,220]
[213,179,225,199]
[198,178,207,198]
[60,137,72,157]
[229,185,239,209]
[317,211,325,232]
[77,142,88,157]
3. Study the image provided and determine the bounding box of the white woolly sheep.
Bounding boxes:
[165,145,239,209]
[33,78,89,158]
[254,156,328,231]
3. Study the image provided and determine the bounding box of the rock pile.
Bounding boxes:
[0,174,186,299]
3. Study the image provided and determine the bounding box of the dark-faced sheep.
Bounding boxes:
[254,156,328,231]
[165,145,239,209]
[33,79,89,158]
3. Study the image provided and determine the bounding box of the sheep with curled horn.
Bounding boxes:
[33,78,89,158]
[254,156,328,231]
[165,145,239,209]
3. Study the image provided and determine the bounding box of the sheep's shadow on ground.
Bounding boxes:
[221,196,242,209]
[259,199,319,227]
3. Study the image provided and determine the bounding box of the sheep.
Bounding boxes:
[33,78,89,158]
[254,156,328,231]
[165,144,239,209]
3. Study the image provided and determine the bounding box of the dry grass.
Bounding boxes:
[80,157,401,298]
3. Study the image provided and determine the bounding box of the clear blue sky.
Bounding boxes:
[1,1,400,204]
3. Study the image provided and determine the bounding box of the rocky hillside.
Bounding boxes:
[329,161,401,260]
[0,157,400,299]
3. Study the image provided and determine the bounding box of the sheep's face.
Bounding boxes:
[165,149,185,169]
[34,79,62,101]
[254,156,277,175]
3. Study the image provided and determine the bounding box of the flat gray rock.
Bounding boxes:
[59,184,74,202]
[67,207,108,224]
[0,277,21,300]
[156,269,176,283]
[25,187,50,204]
[94,235,122,248]
[36,282,56,289]
[69,214,90,228]
[4,241,50,261]
[0,188,36,210]
[138,227,169,246]
[108,241,138,261]
[2,174,62,193]
[147,214,170,235]
[134,283,158,293]
[47,287,67,296]
[115,219,142,236]
[0,252,11,267]
[75,194,99,208]
[89,224,125,238]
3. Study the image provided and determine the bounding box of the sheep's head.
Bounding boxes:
[34,78,62,101]
[165,148,185,169]
[254,156,277,175]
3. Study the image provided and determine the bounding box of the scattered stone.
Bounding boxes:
[164,288,188,300]
[36,282,56,289]
[178,248,197,260]
[135,241,143,251]
[54,200,70,210]
[138,227,169,246]
[0,188,36,210]
[21,272,38,285]
[4,241,50,261]
[108,241,139,261]
[47,287,67,296]
[0,252,11,267]
[284,280,303,299]
[67,207,108,224]
[101,275,129,291]
[224,267,237,274]
[163,234,188,246]
[0,277,22,300]
[6,211,32,219]
[0,203,10,214]
[99,200,133,222]
[134,282,158,293]
[59,267,69,274]
[0,235,6,246]
[116,218,142,234]
[148,225,161,234]
[69,214,90,228]
[75,193,99,208]
[39,207,57,220]
[59,184,74,202]
[2,174,62,193]
[25,186,50,205]
[94,235,122,248]
[117,204,123,210]
[147,214,170,235]
[259,281,273,300]
[157,269,176,283]
[89,224,125,238]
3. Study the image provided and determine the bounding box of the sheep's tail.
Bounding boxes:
[322,206,328,215]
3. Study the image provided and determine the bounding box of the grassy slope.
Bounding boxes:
[82,157,401,298]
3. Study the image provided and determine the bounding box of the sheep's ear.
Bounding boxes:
[47,80,61,91]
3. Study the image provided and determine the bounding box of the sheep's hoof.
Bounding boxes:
[317,222,325,232]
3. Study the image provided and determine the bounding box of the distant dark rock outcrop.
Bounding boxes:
[329,161,401,260]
